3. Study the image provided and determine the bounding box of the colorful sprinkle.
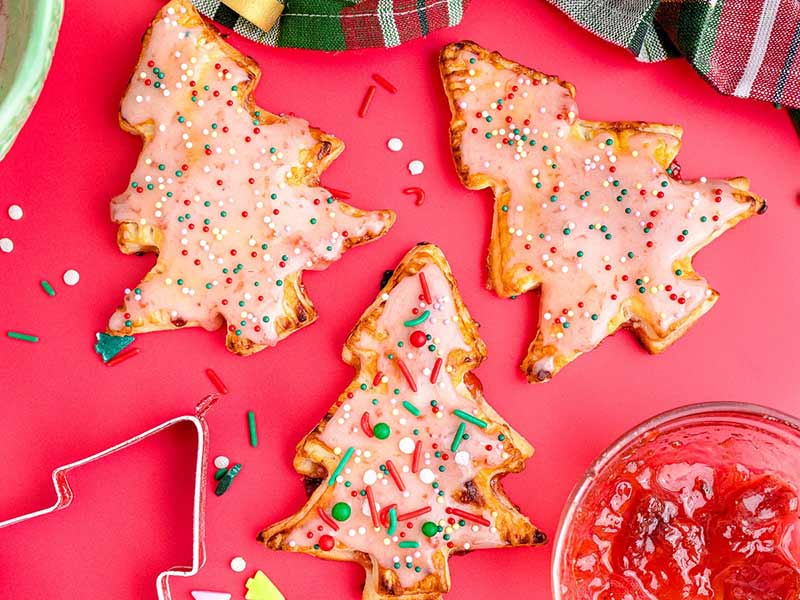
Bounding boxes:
[327,447,354,486]
[95,332,135,362]
[40,280,56,297]
[62,269,80,286]
[453,408,488,429]
[403,310,430,327]
[206,368,228,394]
[371,73,397,93]
[358,85,377,118]
[247,410,258,447]
[7,204,23,220]
[215,462,242,496]
[7,331,39,343]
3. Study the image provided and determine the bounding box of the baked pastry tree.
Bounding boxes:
[260,243,544,600]
[106,0,394,355]
[441,41,765,382]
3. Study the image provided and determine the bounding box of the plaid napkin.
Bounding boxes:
[192,0,470,50]
[550,0,800,132]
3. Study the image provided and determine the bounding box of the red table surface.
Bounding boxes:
[1,0,798,598]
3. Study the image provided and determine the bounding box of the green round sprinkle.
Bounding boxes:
[421,521,438,537]
[373,422,391,440]
[331,502,351,521]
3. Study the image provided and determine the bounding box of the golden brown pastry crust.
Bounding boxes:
[440,41,766,382]
[258,243,545,600]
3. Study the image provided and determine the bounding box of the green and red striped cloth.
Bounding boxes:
[193,0,799,129]
[192,0,470,50]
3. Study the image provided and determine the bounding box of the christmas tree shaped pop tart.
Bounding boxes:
[440,41,766,382]
[106,0,394,355]
[260,243,544,600]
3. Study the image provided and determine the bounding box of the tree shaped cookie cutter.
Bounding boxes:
[0,394,218,599]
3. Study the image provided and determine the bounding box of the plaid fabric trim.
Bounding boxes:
[191,0,469,50]
[549,0,800,126]
[548,0,671,61]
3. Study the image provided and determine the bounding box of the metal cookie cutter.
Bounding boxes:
[0,393,219,600]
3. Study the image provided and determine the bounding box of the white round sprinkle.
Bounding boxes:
[0,238,13,253]
[363,469,377,485]
[408,160,424,176]
[7,205,22,220]
[387,137,404,152]
[230,556,246,572]
[419,468,435,484]
[214,455,230,469]
[398,437,415,454]
[455,451,470,466]
[63,269,80,286]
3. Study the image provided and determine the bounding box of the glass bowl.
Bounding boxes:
[0,0,63,161]
[552,401,800,600]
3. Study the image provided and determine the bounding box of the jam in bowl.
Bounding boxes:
[553,402,800,600]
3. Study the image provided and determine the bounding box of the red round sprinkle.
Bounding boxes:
[410,331,427,347]
[319,535,334,550]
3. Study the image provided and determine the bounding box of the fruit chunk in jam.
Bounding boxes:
[568,460,800,599]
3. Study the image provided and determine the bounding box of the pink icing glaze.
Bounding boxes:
[280,253,534,591]
[447,46,760,380]
[107,1,392,347]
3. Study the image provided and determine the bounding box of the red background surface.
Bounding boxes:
[1,0,798,598]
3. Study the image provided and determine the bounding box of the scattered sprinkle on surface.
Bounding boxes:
[245,570,285,600]
[0,238,13,253]
[214,455,230,469]
[7,205,22,220]
[387,137,403,152]
[7,331,38,343]
[230,556,247,572]
[95,332,135,362]
[63,269,80,286]
[408,160,424,175]
[40,280,56,296]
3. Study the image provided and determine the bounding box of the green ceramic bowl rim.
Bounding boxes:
[0,0,63,156]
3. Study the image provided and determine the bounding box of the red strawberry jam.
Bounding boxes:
[564,459,800,599]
